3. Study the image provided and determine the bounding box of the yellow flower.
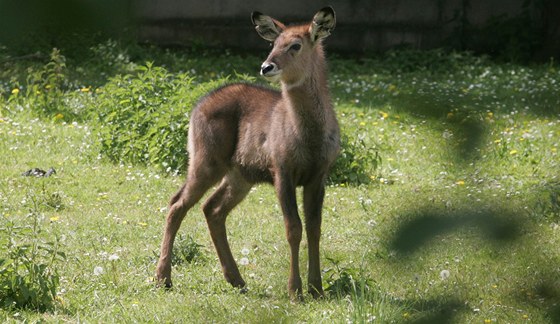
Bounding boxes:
[380,111,389,119]
[11,88,20,94]
[54,113,64,120]
[494,139,502,144]
[552,148,557,153]
[456,180,465,186]
[402,312,409,319]
[487,112,494,118]
[50,216,60,222]
[509,150,518,155]
[80,87,91,93]
[484,320,492,324]
[359,121,366,126]
[138,222,148,227]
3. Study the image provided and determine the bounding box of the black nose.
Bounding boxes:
[260,63,276,75]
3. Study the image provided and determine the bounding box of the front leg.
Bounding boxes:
[274,172,303,300]
[304,176,326,298]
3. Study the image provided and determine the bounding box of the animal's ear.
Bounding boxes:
[309,6,336,43]
[252,11,285,42]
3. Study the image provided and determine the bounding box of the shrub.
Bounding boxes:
[0,212,65,311]
[171,234,206,266]
[4,48,73,120]
[329,132,381,185]
[94,62,229,173]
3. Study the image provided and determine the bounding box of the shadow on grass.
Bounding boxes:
[385,205,560,322]
[389,208,523,255]
[408,298,466,324]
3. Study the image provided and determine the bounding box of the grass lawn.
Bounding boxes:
[1,43,559,322]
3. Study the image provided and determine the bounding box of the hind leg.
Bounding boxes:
[156,164,224,288]
[202,170,252,289]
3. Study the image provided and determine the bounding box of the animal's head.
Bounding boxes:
[251,7,336,86]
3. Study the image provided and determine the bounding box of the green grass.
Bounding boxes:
[1,42,560,322]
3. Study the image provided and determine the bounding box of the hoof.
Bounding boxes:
[155,277,173,289]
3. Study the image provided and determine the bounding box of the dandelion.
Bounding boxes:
[239,257,249,266]
[54,113,64,120]
[456,180,465,186]
[494,139,502,144]
[484,320,492,323]
[108,254,119,261]
[440,269,450,280]
[380,111,389,119]
[241,248,250,256]
[50,216,60,222]
[138,222,148,227]
[80,87,91,93]
[93,266,104,276]
[509,150,518,155]
[11,88,19,95]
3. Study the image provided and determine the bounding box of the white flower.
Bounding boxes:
[440,269,450,280]
[241,248,250,256]
[239,257,249,266]
[93,266,104,276]
[108,254,119,261]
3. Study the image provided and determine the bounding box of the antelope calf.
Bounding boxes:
[156,7,340,299]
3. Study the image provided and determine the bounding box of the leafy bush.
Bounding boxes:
[329,132,381,185]
[171,234,206,266]
[4,48,73,120]
[324,257,374,298]
[0,213,65,311]
[94,63,229,173]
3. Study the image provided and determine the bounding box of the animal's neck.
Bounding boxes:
[281,48,330,132]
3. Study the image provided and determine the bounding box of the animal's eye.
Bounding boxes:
[289,43,302,51]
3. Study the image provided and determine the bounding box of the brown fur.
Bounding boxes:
[156,7,340,299]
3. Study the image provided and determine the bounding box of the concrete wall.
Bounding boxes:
[136,0,552,56]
